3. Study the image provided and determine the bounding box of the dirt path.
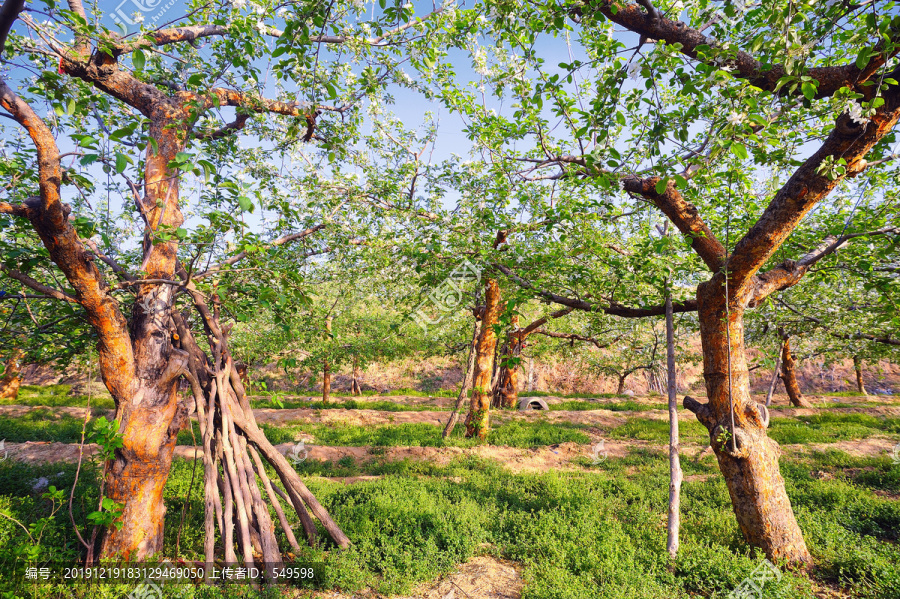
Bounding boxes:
[4,397,898,431]
[303,555,524,599]
[6,436,897,473]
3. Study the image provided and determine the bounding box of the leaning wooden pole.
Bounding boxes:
[765,341,783,407]
[443,319,479,438]
[172,290,350,578]
[665,293,682,560]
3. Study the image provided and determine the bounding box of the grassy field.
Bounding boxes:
[0,385,898,598]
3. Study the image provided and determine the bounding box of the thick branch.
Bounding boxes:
[748,226,899,306]
[727,83,900,293]
[623,175,726,272]
[574,1,898,99]
[518,307,575,338]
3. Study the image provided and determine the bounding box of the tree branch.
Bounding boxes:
[727,84,900,293]
[623,175,726,272]
[573,0,899,99]
[192,224,328,282]
[0,265,77,303]
[0,0,24,57]
[748,227,899,307]
[494,263,698,317]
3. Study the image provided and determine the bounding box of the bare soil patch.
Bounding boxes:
[298,556,524,599]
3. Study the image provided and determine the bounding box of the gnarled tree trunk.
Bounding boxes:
[465,278,500,439]
[687,280,812,566]
[616,372,628,395]
[99,117,189,560]
[780,333,811,407]
[494,315,520,409]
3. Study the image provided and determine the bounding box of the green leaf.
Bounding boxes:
[731,143,749,160]
[801,81,816,100]
[238,196,254,212]
[115,152,128,174]
[133,49,145,72]
[655,179,667,194]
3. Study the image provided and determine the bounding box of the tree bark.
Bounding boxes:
[465,278,500,439]
[100,117,189,561]
[765,342,783,407]
[0,349,22,401]
[780,334,811,407]
[665,295,682,560]
[322,361,331,404]
[616,373,628,395]
[688,280,812,567]
[853,355,867,395]
[351,356,361,396]
[495,315,520,408]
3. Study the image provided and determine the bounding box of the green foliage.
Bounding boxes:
[768,413,900,445]
[290,420,591,449]
[2,386,114,409]
[0,410,87,444]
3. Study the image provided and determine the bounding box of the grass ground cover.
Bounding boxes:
[1,446,897,598]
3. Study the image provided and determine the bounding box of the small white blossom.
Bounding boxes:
[727,111,745,126]
[473,47,489,76]
[402,2,413,9]
[626,60,641,81]
[231,0,247,9]
[132,11,145,24]
[846,101,870,125]
[253,3,265,15]
[277,8,287,18]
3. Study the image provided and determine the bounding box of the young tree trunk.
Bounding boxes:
[780,334,811,407]
[665,295,682,560]
[443,320,478,438]
[322,361,331,404]
[351,356,361,396]
[687,281,812,567]
[765,342,783,407]
[465,278,500,439]
[853,355,867,395]
[0,349,22,401]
